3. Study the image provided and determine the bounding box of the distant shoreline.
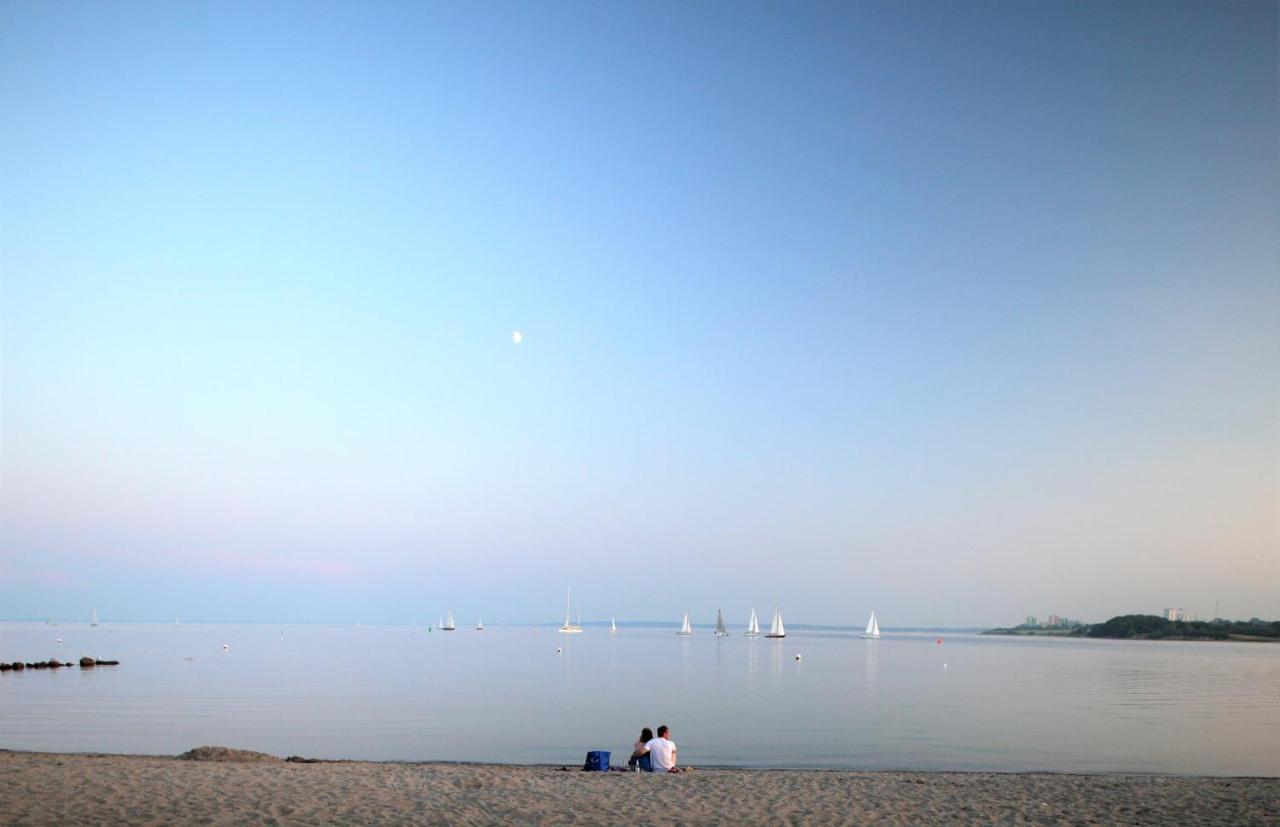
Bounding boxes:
[984,614,1280,643]
[982,629,1280,642]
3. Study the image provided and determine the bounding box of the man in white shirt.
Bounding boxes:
[645,725,689,773]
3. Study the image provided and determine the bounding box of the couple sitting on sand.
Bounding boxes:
[628,725,692,773]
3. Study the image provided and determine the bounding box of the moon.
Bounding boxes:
[512,330,523,345]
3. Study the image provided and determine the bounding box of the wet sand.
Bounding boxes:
[0,748,1275,825]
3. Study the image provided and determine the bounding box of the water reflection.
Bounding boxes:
[679,636,690,692]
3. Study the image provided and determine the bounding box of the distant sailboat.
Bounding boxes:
[610,617,617,634]
[90,610,98,628]
[677,611,693,637]
[715,609,730,637]
[745,608,761,637]
[442,610,456,631]
[860,610,881,639]
[765,605,786,638]
[558,588,583,633]
[475,618,484,631]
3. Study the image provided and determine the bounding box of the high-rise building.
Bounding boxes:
[1164,608,1186,621]
[1047,614,1062,627]
[1025,616,1039,628]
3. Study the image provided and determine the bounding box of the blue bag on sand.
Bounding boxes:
[582,751,610,772]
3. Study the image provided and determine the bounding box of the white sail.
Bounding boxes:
[715,609,729,636]
[610,617,617,633]
[90,609,98,627]
[766,605,786,638]
[443,610,456,630]
[745,608,760,636]
[861,610,881,639]
[559,587,583,633]
[475,618,484,630]
[677,610,693,636]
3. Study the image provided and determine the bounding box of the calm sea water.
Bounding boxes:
[1,622,1276,775]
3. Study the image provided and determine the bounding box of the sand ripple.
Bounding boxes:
[0,750,1275,825]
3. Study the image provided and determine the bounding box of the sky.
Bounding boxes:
[1,1,1276,627]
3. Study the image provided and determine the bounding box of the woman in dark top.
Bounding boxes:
[629,727,654,770]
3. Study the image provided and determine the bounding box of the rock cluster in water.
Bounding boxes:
[0,657,120,671]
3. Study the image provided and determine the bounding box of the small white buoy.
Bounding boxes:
[56,638,62,644]
[512,330,523,345]
[222,643,230,652]
[944,663,948,670]
[556,647,563,654]
[795,654,802,661]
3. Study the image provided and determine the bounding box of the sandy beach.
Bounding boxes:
[0,749,1275,826]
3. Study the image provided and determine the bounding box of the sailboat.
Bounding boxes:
[765,605,786,638]
[610,617,617,634]
[860,610,881,639]
[442,610,456,631]
[677,610,693,636]
[90,609,98,628]
[475,618,484,631]
[715,609,730,637]
[745,608,761,637]
[558,587,583,633]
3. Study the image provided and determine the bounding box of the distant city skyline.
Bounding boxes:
[2,2,1277,626]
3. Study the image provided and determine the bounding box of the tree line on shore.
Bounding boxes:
[1082,615,1279,640]
[987,615,1280,640]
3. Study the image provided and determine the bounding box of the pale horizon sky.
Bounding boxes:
[2,1,1277,627]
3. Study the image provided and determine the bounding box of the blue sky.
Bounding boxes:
[2,1,1276,626]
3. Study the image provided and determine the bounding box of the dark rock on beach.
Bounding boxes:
[179,746,280,763]
[96,660,120,666]
[79,657,96,667]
